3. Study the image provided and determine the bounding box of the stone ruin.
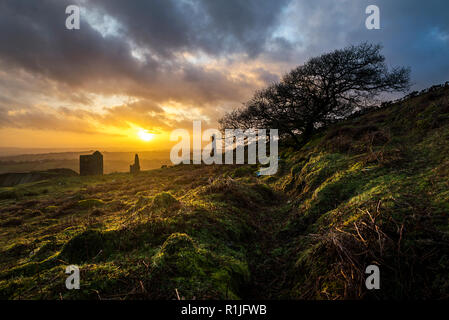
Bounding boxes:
[79,151,103,176]
[210,134,216,157]
[130,154,140,174]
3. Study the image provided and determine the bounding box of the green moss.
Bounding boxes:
[1,88,449,299]
[60,229,106,264]
[0,189,19,200]
[230,166,255,178]
[44,205,59,213]
[0,217,24,227]
[77,199,105,209]
[1,242,31,258]
[159,233,195,255]
[30,241,61,262]
[151,233,249,299]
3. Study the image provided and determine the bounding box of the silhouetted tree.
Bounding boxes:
[219,43,410,147]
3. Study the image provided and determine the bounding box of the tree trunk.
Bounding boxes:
[302,123,315,143]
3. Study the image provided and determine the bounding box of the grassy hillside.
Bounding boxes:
[275,85,449,299]
[0,86,448,299]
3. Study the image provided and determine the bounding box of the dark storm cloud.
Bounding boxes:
[0,0,290,87]
[252,68,280,84]
[0,0,285,110]
[94,0,291,57]
[358,0,449,88]
[195,0,291,56]
[0,0,148,87]
[279,0,449,89]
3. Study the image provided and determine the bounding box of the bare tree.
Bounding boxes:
[219,43,410,147]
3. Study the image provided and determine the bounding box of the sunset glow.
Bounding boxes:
[137,128,155,142]
[1,0,449,304]
[0,0,447,153]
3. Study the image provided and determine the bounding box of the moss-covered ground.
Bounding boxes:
[1,86,449,299]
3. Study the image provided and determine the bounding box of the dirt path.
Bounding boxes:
[241,195,292,299]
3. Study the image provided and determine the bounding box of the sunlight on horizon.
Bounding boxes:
[137,128,155,142]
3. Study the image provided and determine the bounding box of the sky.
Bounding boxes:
[0,0,448,151]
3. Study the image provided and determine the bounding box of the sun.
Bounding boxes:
[137,128,154,142]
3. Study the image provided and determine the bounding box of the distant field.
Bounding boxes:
[0,151,172,174]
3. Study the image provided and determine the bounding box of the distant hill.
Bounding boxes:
[0,148,90,157]
[0,168,78,187]
[0,151,172,174]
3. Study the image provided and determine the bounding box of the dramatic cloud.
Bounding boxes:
[0,0,448,148]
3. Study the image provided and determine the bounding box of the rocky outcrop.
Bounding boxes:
[130,154,140,174]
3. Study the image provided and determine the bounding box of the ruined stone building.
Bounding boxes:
[130,154,140,174]
[79,151,103,176]
[210,134,216,157]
